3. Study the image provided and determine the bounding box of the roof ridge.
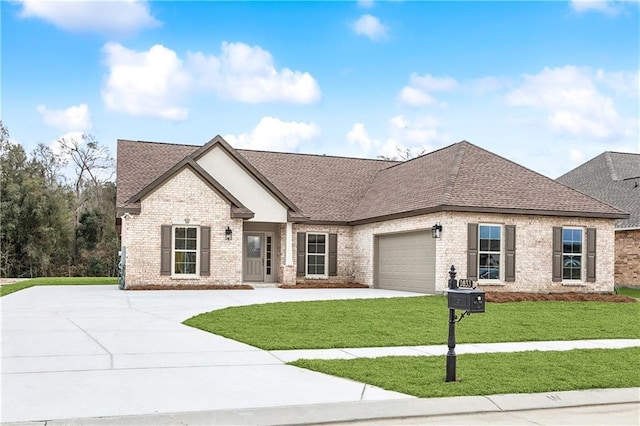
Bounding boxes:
[237,148,399,164]
[604,152,619,181]
[118,139,199,148]
[441,142,467,205]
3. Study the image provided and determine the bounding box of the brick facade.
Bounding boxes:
[122,168,616,293]
[614,229,640,287]
[353,212,615,293]
[122,168,243,287]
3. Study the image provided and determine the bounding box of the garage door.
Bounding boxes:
[376,231,436,293]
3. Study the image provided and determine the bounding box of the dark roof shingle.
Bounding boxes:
[557,152,640,228]
[116,138,628,223]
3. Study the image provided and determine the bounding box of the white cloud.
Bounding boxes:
[505,65,632,140]
[101,41,321,120]
[397,86,438,107]
[596,69,640,97]
[18,0,159,36]
[37,103,92,131]
[187,42,321,104]
[347,123,377,153]
[398,73,458,107]
[347,115,449,158]
[358,0,375,8]
[224,117,321,152]
[101,43,190,121]
[352,14,388,41]
[570,0,622,15]
[50,131,84,156]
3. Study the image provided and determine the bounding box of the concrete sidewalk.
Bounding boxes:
[271,338,640,362]
[1,286,638,425]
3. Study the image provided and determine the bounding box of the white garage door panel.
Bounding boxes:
[377,231,435,293]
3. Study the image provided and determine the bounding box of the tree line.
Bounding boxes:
[0,121,119,278]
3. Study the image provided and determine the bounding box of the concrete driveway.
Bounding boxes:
[1,286,421,423]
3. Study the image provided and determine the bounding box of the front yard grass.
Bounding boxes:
[616,286,640,299]
[183,296,640,350]
[290,347,640,398]
[0,277,117,297]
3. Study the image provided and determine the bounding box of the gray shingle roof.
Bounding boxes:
[557,152,640,229]
[117,138,628,223]
[351,142,626,222]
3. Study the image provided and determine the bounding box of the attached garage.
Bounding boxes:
[375,231,436,293]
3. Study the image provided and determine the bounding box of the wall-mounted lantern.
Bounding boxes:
[225,226,233,241]
[432,222,443,238]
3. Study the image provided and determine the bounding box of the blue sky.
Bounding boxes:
[2,0,639,178]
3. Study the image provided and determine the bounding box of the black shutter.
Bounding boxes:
[552,227,562,282]
[297,232,306,276]
[328,233,337,276]
[160,225,172,275]
[200,226,211,276]
[505,225,516,282]
[586,228,596,282]
[467,223,478,281]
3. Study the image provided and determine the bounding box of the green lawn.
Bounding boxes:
[291,347,640,398]
[184,296,640,350]
[617,286,640,299]
[0,277,117,297]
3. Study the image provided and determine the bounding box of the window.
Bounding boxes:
[562,228,583,280]
[307,233,327,276]
[297,232,337,278]
[174,226,198,275]
[479,225,501,280]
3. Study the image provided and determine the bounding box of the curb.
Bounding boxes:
[7,387,638,426]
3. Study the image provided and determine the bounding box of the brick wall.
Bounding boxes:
[292,224,353,285]
[353,212,616,293]
[122,168,243,287]
[615,229,640,286]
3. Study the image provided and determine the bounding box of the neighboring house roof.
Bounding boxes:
[557,152,640,229]
[116,138,628,223]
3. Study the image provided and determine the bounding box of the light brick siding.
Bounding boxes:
[615,229,640,286]
[354,212,615,293]
[292,224,353,285]
[122,168,243,287]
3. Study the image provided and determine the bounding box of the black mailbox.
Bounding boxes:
[447,288,485,313]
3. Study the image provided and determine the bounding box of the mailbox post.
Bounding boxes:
[445,265,485,382]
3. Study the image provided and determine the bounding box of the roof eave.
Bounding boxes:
[348,205,629,226]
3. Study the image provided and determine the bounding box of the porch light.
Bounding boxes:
[225,226,233,241]
[432,223,443,238]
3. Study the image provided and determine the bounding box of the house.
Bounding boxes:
[557,152,640,287]
[116,136,628,293]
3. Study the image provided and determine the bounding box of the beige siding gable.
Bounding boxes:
[197,146,288,223]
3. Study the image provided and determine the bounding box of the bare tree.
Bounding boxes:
[56,134,114,219]
[377,146,426,161]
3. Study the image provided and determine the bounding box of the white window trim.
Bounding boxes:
[306,232,328,279]
[172,225,200,279]
[478,223,503,283]
[561,226,585,284]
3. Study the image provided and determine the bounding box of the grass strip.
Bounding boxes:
[0,277,117,297]
[184,296,640,350]
[616,286,640,299]
[290,347,640,398]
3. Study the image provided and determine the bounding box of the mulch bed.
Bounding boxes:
[486,292,637,303]
[279,283,370,289]
[126,285,254,290]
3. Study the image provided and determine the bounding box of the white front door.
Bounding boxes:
[244,233,264,281]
